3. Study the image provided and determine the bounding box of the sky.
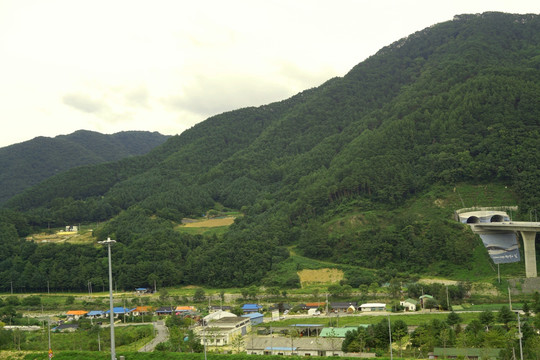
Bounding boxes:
[0,0,538,148]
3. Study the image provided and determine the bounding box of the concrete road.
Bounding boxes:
[138,321,169,352]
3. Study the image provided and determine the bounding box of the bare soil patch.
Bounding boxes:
[182,217,235,228]
[298,268,344,286]
[418,278,459,286]
[26,231,93,244]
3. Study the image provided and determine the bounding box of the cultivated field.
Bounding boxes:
[182,217,236,227]
[298,268,344,286]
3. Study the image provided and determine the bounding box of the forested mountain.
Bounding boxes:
[0,130,170,204]
[1,12,539,292]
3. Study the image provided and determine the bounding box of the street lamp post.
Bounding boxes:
[99,237,117,360]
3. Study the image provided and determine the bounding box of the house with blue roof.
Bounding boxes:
[241,312,264,325]
[242,303,262,314]
[87,310,105,319]
[104,307,133,317]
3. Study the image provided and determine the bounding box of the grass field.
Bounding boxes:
[265,311,483,327]
[175,216,237,235]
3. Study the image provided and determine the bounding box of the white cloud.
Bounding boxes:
[0,0,538,147]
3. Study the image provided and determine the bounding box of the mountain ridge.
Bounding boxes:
[1,12,539,291]
[0,130,170,204]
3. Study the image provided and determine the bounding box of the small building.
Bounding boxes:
[155,306,174,316]
[132,306,153,316]
[135,287,150,295]
[242,303,263,314]
[105,307,133,318]
[331,302,358,313]
[66,310,88,321]
[175,306,196,315]
[304,302,325,310]
[400,298,418,311]
[242,312,264,326]
[359,303,386,312]
[431,347,501,360]
[65,225,78,232]
[87,310,105,319]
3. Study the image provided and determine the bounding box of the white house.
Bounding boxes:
[359,303,386,312]
[400,299,418,311]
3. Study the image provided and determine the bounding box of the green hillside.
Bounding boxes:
[0,130,170,204]
[1,12,539,292]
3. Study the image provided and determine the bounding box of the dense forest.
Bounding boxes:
[0,130,170,204]
[1,12,539,292]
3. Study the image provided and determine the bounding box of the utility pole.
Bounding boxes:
[517,313,524,360]
[98,237,117,360]
[48,318,53,358]
[387,315,393,360]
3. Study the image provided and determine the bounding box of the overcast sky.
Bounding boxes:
[0,0,538,148]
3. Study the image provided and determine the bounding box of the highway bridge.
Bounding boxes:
[457,208,540,278]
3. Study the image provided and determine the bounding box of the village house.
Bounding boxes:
[241,312,264,325]
[65,310,88,321]
[330,302,358,313]
[400,298,418,311]
[86,310,105,320]
[242,303,263,314]
[155,306,174,316]
[135,287,150,295]
[105,307,133,318]
[359,303,386,312]
[175,305,197,315]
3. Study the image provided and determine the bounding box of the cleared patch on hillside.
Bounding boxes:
[26,231,94,244]
[298,268,344,286]
[182,217,235,228]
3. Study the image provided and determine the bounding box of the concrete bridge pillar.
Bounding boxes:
[521,231,537,278]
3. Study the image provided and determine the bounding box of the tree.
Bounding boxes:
[193,288,206,302]
[388,278,402,299]
[158,288,169,303]
[446,311,462,328]
[392,319,408,357]
[479,310,494,330]
[230,334,244,353]
[369,282,379,298]
[497,306,515,330]
[65,296,75,305]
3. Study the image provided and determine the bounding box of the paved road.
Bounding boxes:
[138,321,169,352]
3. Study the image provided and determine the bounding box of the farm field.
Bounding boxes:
[182,217,236,227]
